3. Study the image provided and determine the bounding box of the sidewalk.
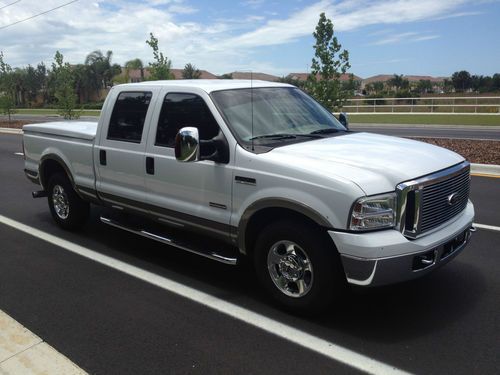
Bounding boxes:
[0,310,87,374]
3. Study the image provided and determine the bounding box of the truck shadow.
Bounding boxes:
[76,207,485,345]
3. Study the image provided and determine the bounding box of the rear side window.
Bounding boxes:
[155,93,219,148]
[107,91,152,143]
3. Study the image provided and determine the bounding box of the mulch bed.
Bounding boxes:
[1,120,498,165]
[410,137,499,165]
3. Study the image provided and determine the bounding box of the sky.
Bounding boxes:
[0,0,499,78]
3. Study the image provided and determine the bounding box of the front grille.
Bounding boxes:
[420,169,470,233]
[396,162,470,239]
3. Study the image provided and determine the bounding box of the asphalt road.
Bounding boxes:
[0,133,499,375]
[350,124,500,140]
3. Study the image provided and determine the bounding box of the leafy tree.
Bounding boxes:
[52,51,80,119]
[342,74,360,96]
[306,12,350,111]
[0,52,17,123]
[145,33,173,80]
[182,63,201,79]
[219,73,233,79]
[277,75,305,89]
[492,73,500,91]
[471,75,493,93]
[451,70,472,92]
[416,79,433,94]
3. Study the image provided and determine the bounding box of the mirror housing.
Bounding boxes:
[338,112,349,129]
[175,127,230,164]
[175,127,200,162]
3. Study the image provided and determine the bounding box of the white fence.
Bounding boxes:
[343,96,500,114]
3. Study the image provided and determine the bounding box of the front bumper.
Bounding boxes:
[329,201,474,286]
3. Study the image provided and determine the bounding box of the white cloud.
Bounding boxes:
[371,32,440,45]
[0,0,481,75]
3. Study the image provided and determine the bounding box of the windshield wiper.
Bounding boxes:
[249,133,324,141]
[309,128,342,135]
[249,134,297,141]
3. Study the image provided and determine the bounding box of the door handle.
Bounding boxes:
[99,150,107,165]
[146,157,154,175]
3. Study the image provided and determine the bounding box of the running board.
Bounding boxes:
[100,216,238,265]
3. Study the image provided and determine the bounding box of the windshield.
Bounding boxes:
[211,87,346,146]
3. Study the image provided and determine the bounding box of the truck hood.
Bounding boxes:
[268,132,465,195]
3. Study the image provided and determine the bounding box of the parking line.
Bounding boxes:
[474,223,500,232]
[0,214,411,375]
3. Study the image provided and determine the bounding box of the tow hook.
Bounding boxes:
[32,190,48,198]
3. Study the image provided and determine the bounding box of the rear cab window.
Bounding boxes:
[107,91,153,143]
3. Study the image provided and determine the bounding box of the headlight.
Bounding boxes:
[349,192,397,231]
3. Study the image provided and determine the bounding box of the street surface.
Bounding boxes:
[0,133,499,374]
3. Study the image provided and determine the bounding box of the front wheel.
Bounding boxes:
[254,220,346,314]
[47,173,89,230]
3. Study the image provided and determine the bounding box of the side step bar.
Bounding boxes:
[100,216,238,265]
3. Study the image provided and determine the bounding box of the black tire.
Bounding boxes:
[47,173,89,230]
[254,220,346,315]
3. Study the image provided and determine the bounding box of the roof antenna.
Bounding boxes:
[251,70,254,152]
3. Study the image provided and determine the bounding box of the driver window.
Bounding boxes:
[155,93,219,148]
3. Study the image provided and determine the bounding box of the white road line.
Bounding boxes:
[474,223,500,232]
[0,214,410,375]
[14,152,24,156]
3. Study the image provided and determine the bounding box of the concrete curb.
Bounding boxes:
[0,128,22,134]
[0,310,87,374]
[471,163,500,177]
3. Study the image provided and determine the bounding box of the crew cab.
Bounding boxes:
[23,80,475,313]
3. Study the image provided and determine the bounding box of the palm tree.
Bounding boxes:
[124,58,145,82]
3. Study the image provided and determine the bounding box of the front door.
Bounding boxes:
[144,90,233,240]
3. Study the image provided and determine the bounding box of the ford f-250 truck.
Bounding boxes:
[23,80,475,313]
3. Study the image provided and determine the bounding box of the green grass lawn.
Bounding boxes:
[17,108,100,117]
[349,114,500,126]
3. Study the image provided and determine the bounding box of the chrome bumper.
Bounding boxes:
[339,226,473,286]
[329,201,475,286]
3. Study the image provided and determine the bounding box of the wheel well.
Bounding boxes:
[243,207,324,257]
[40,159,70,189]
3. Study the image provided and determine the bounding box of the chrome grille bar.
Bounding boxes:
[396,161,470,239]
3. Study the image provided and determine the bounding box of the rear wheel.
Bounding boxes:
[47,173,89,230]
[254,220,346,314]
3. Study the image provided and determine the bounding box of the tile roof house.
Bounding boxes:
[227,71,280,82]
[120,68,218,82]
[287,73,363,82]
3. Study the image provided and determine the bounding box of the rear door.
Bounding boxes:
[94,88,157,210]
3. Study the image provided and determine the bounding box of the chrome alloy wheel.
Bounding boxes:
[52,184,70,220]
[267,240,314,298]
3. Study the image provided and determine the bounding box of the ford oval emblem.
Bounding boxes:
[447,192,461,206]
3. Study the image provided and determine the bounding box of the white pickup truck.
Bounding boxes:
[23,80,474,313]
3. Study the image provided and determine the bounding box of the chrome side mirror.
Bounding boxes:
[338,112,349,129]
[175,127,200,162]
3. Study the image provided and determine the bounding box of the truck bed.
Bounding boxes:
[23,121,98,194]
[23,121,98,140]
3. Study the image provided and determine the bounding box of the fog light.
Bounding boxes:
[412,250,437,271]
